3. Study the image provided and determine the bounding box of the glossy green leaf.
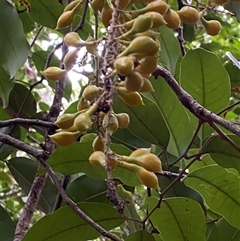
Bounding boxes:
[0,205,16,241]
[0,67,14,108]
[39,142,141,186]
[22,202,124,241]
[0,126,21,160]
[180,48,230,139]
[27,0,64,29]
[66,175,110,204]
[6,83,36,118]
[32,51,60,72]
[180,48,230,112]
[148,197,206,241]
[7,157,58,213]
[125,230,155,241]
[116,185,142,233]
[158,26,182,76]
[202,135,240,174]
[145,77,194,156]
[187,154,215,173]
[207,218,240,241]
[113,94,170,149]
[19,11,35,33]
[112,128,151,150]
[0,0,30,78]
[184,165,240,229]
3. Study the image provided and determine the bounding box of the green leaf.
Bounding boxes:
[0,67,14,108]
[187,154,215,173]
[207,218,240,241]
[27,0,64,29]
[112,128,151,150]
[0,205,16,241]
[66,175,110,204]
[203,135,240,174]
[19,11,35,33]
[113,94,170,149]
[184,165,240,229]
[125,230,155,241]
[7,157,58,213]
[116,185,142,233]
[158,26,182,76]
[39,142,140,186]
[32,51,60,71]
[22,202,124,241]
[6,83,37,118]
[148,197,206,241]
[0,126,21,160]
[180,48,230,112]
[180,48,230,139]
[145,77,194,156]
[0,0,30,78]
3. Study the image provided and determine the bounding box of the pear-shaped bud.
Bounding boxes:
[89,151,106,166]
[131,0,169,18]
[63,48,79,72]
[133,30,160,40]
[91,0,105,13]
[64,32,85,47]
[56,10,75,29]
[115,113,130,129]
[120,15,153,39]
[139,77,155,92]
[130,148,151,158]
[117,87,144,106]
[117,36,160,58]
[121,153,162,172]
[82,85,102,102]
[55,112,80,129]
[49,130,81,146]
[77,98,91,111]
[101,1,113,28]
[119,161,160,189]
[73,102,98,132]
[85,36,102,58]
[114,56,135,76]
[89,151,117,169]
[92,135,104,151]
[102,112,119,134]
[143,11,166,28]
[64,0,83,12]
[135,55,159,76]
[163,8,181,29]
[177,6,199,25]
[41,67,66,81]
[200,17,222,36]
[125,71,144,92]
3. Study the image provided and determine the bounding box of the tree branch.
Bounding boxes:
[39,158,122,241]
[0,133,43,159]
[154,66,240,137]
[0,118,56,129]
[14,174,47,241]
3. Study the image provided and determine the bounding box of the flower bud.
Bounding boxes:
[41,67,66,81]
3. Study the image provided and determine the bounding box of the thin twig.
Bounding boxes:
[0,133,44,159]
[39,157,122,241]
[0,118,56,129]
[154,66,240,137]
